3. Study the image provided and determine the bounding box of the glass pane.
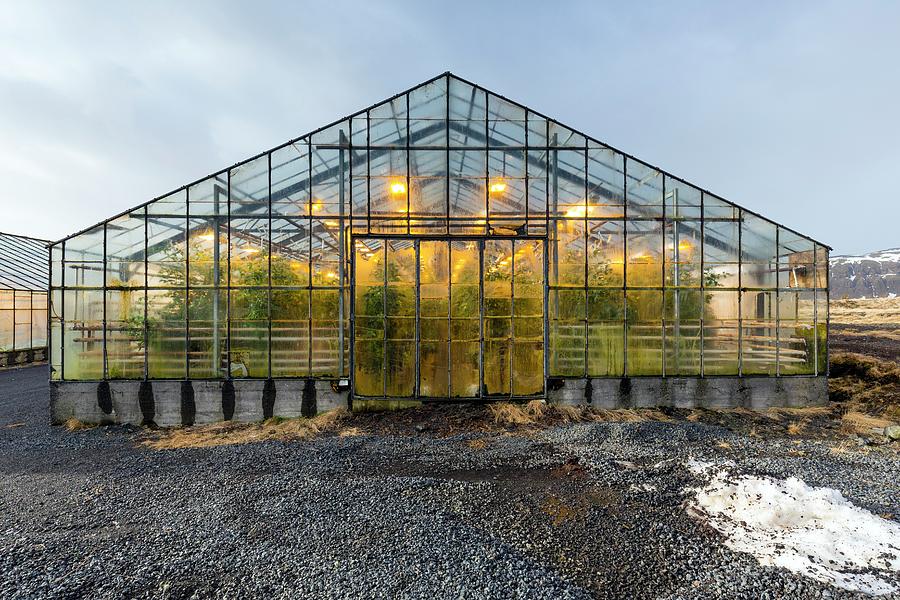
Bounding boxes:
[105,210,146,288]
[105,290,145,379]
[188,174,228,216]
[271,289,309,377]
[588,220,624,287]
[626,219,663,287]
[664,289,701,375]
[63,289,103,380]
[587,146,625,218]
[703,290,739,375]
[450,241,480,397]
[147,289,185,378]
[626,159,663,218]
[188,289,226,378]
[588,289,624,377]
[626,290,662,375]
[271,141,310,216]
[741,290,776,375]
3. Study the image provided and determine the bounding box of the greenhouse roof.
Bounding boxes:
[0,232,49,291]
[49,72,830,251]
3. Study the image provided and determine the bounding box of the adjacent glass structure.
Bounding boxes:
[0,232,49,361]
[48,73,829,398]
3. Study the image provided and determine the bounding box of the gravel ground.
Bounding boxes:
[1,365,898,599]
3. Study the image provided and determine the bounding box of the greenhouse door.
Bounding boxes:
[351,237,545,400]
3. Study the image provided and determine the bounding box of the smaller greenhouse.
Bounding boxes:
[0,232,49,368]
[48,73,829,426]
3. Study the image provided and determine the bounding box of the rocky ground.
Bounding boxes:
[1,366,898,599]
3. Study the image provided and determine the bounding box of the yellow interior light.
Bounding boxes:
[678,240,693,251]
[390,181,407,195]
[324,220,340,228]
[324,271,338,279]
[310,200,323,213]
[489,180,506,194]
[198,231,216,241]
[242,247,261,254]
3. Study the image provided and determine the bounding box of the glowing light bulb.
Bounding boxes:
[678,240,693,251]
[324,220,340,228]
[324,271,338,279]
[242,247,261,254]
[489,180,506,194]
[390,181,406,195]
[198,232,216,241]
[310,200,323,213]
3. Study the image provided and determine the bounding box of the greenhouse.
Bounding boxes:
[0,232,49,368]
[49,73,829,426]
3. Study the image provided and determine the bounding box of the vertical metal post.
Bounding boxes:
[338,130,347,378]
[143,209,149,380]
[737,209,744,377]
[824,247,830,377]
[510,239,515,397]
[549,132,559,376]
[699,192,705,377]
[225,172,232,379]
[307,140,314,376]
[774,226,780,377]
[478,240,485,398]
[447,241,452,397]
[185,188,191,379]
[382,239,387,398]
[812,237,818,377]
[672,188,680,376]
[445,75,451,236]
[212,186,221,376]
[661,177,666,378]
[414,240,420,397]
[267,151,273,379]
[582,142,588,379]
[102,223,108,379]
[622,160,628,377]
[60,240,66,380]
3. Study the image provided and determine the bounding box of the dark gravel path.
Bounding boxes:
[1,366,898,599]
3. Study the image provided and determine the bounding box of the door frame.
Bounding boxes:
[349,233,548,402]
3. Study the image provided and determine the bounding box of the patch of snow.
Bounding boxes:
[629,483,657,493]
[685,463,900,595]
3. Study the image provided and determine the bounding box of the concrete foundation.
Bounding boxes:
[50,376,827,426]
[0,347,46,369]
[547,376,828,410]
[50,379,353,426]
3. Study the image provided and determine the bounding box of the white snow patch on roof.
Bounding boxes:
[685,462,900,595]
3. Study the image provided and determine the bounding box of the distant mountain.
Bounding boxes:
[830,248,900,299]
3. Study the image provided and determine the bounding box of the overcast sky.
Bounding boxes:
[1,1,897,255]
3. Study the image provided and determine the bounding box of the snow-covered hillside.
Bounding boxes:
[830,248,900,299]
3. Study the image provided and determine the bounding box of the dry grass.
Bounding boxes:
[466,438,488,450]
[337,426,363,438]
[143,409,350,449]
[840,410,896,435]
[488,401,671,428]
[64,417,94,432]
[829,297,900,325]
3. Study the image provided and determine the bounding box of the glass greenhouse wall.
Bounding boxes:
[0,232,49,366]
[48,73,829,402]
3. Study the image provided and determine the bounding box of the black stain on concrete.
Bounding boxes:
[97,381,112,414]
[181,380,195,426]
[222,380,236,421]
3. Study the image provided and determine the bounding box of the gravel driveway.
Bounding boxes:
[1,365,898,599]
